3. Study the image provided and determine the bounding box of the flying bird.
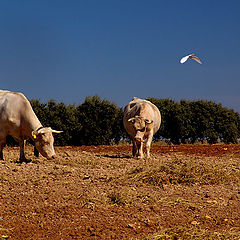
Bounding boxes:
[180,53,202,64]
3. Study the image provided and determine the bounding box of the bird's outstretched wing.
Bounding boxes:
[180,55,190,64]
[190,55,202,64]
[180,53,202,64]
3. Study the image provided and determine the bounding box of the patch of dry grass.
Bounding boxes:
[1,146,240,239]
[125,155,240,187]
[107,191,126,206]
[143,226,240,240]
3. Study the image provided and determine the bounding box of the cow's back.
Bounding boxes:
[0,90,41,137]
[0,90,28,122]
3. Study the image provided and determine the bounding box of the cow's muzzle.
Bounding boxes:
[47,155,55,160]
[135,137,143,143]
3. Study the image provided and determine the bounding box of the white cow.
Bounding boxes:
[0,90,62,162]
[123,97,161,159]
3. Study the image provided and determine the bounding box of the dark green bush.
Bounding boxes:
[27,97,240,146]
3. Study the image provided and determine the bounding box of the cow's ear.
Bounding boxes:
[32,130,38,139]
[128,118,135,123]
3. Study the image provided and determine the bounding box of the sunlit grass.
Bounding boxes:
[125,156,240,186]
[143,226,240,240]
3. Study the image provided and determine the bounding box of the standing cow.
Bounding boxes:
[123,97,161,159]
[0,90,62,162]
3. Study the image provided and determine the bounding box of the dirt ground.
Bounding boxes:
[0,143,240,240]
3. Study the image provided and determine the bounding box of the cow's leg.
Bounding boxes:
[0,135,6,160]
[34,146,39,158]
[0,149,3,160]
[139,142,144,158]
[19,140,27,162]
[146,135,153,159]
[136,141,144,159]
[0,141,5,160]
[131,137,137,157]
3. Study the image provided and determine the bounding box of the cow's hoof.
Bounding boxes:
[16,158,32,164]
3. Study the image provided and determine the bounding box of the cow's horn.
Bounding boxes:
[145,119,153,124]
[128,118,135,123]
[51,130,63,133]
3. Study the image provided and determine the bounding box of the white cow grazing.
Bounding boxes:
[123,97,161,159]
[0,90,62,162]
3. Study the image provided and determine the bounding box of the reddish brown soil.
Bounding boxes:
[0,144,240,239]
[68,143,240,156]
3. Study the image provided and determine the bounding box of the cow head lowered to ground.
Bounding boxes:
[0,90,62,162]
[32,127,63,159]
[123,97,161,159]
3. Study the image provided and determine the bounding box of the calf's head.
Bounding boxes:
[128,116,153,142]
[32,127,62,159]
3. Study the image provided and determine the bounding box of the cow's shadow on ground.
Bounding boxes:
[14,159,40,164]
[96,154,132,159]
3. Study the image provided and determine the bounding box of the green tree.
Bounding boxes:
[147,98,183,144]
[216,106,239,143]
[30,99,48,126]
[29,97,239,146]
[45,100,80,146]
[76,95,122,145]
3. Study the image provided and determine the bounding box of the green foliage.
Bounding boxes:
[147,98,240,144]
[28,96,240,146]
[30,99,80,146]
[30,96,123,146]
[76,95,123,145]
[30,99,48,124]
[148,98,185,144]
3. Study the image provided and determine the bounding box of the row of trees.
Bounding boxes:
[27,96,240,146]
[148,98,240,144]
[30,96,125,146]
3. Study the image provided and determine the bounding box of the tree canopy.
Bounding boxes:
[25,96,240,146]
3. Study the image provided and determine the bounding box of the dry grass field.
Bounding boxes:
[0,144,240,239]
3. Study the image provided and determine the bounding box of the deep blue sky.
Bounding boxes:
[1,1,240,112]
